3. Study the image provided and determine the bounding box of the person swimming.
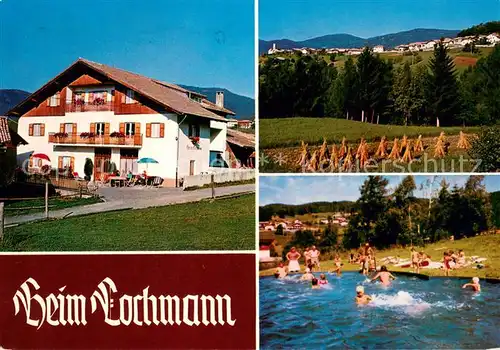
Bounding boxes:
[370,265,396,286]
[311,278,321,289]
[274,263,288,279]
[318,273,329,285]
[355,285,372,304]
[462,277,481,292]
[300,268,314,281]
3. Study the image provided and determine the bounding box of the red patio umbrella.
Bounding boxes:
[32,153,51,161]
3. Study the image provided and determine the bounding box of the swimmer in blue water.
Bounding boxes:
[311,278,321,289]
[371,265,396,286]
[355,285,372,304]
[462,277,481,292]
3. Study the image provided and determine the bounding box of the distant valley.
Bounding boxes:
[259,28,460,54]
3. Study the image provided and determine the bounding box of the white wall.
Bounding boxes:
[182,169,255,189]
[209,120,227,153]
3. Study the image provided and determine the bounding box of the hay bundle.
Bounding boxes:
[356,138,366,159]
[358,142,369,168]
[342,147,353,171]
[308,151,319,171]
[297,141,310,167]
[388,138,401,160]
[457,131,471,150]
[414,135,424,153]
[434,138,446,158]
[339,137,348,159]
[375,136,388,158]
[401,134,408,149]
[330,144,339,170]
[318,138,330,163]
[401,140,413,163]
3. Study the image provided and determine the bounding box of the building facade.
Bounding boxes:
[7,59,236,187]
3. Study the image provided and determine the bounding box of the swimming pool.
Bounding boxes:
[260,272,500,348]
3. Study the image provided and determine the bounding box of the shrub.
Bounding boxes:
[84,158,93,181]
[468,126,500,171]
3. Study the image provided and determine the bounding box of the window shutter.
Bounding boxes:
[29,156,33,167]
[160,123,165,137]
[60,123,65,133]
[135,123,141,135]
[119,123,125,133]
[58,156,63,169]
[47,98,51,106]
[104,123,110,135]
[29,124,34,136]
[70,157,75,171]
[146,123,152,137]
[40,124,45,136]
[121,90,126,103]
[73,123,77,135]
[103,91,108,102]
[90,123,96,134]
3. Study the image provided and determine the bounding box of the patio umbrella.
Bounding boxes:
[137,157,159,171]
[32,153,51,161]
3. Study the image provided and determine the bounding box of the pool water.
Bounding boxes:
[260,272,500,348]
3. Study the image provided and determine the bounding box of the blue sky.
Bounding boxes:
[260,0,500,40]
[259,175,500,206]
[0,0,254,97]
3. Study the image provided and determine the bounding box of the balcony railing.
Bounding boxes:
[66,101,113,113]
[48,133,143,147]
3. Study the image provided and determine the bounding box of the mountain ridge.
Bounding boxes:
[259,28,460,54]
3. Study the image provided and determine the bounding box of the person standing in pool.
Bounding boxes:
[462,277,481,292]
[309,246,321,271]
[311,278,321,289]
[318,273,329,285]
[300,267,314,281]
[333,254,342,276]
[371,265,396,286]
[355,286,372,304]
[286,247,302,273]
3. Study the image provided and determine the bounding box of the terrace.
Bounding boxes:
[48,132,143,147]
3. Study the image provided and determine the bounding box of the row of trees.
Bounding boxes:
[260,41,500,126]
[259,201,356,221]
[457,21,500,37]
[342,175,493,250]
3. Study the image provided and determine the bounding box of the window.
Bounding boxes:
[30,123,45,136]
[125,122,135,136]
[188,124,200,137]
[64,123,73,134]
[48,92,60,107]
[125,90,135,104]
[151,123,161,138]
[210,151,228,168]
[95,122,105,136]
[62,156,72,169]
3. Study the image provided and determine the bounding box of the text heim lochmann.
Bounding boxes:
[13,277,236,329]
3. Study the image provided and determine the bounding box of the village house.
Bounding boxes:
[6,58,242,187]
[487,33,500,44]
[237,119,253,129]
[373,45,385,53]
[226,118,238,128]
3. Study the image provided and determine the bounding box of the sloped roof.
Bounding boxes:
[0,117,27,146]
[226,129,255,148]
[7,58,234,122]
[201,98,236,116]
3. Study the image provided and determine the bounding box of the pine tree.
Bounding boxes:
[426,41,461,126]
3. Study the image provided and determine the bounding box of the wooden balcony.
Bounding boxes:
[66,101,114,113]
[48,133,143,147]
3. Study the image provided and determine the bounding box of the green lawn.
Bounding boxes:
[260,118,480,149]
[261,234,500,279]
[4,196,102,217]
[1,194,255,251]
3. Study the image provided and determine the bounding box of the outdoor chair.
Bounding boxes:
[148,176,163,188]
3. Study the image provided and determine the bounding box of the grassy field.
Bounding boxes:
[1,194,255,251]
[262,47,493,72]
[260,118,480,149]
[261,234,500,279]
[4,196,102,217]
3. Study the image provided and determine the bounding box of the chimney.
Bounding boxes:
[216,91,224,108]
